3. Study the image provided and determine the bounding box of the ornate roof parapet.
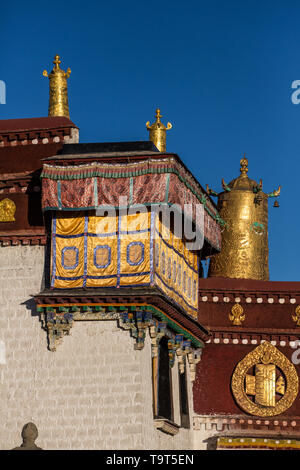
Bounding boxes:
[0,117,78,147]
[40,153,223,252]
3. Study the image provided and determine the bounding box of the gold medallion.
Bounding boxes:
[231,341,298,416]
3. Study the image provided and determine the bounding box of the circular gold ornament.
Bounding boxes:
[231,341,298,417]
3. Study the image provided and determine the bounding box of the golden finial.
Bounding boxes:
[146,108,172,152]
[240,153,248,175]
[43,55,71,118]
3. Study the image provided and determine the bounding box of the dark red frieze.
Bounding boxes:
[0,191,44,233]
[194,276,300,433]
[193,413,300,435]
[198,277,300,330]
[0,233,47,246]
[0,116,78,240]
[0,144,63,174]
[199,276,300,294]
[208,327,300,345]
[198,299,300,330]
[193,343,300,419]
[0,116,77,133]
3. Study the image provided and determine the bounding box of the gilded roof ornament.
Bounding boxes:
[268,185,281,198]
[208,155,281,280]
[240,153,248,175]
[146,108,172,152]
[43,55,71,119]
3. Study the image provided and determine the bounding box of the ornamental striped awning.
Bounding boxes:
[41,156,223,251]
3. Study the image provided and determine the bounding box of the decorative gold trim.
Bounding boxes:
[231,342,298,417]
[229,303,245,326]
[217,437,300,450]
[292,305,300,326]
[0,198,16,222]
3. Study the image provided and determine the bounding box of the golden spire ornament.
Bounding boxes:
[43,55,71,118]
[146,108,172,152]
[207,155,281,281]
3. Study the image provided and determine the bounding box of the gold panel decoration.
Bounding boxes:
[0,198,16,222]
[292,305,300,326]
[231,341,298,416]
[153,216,199,318]
[229,303,245,326]
[217,437,300,450]
[51,211,151,289]
[50,210,199,319]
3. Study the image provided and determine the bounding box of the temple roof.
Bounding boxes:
[0,116,77,133]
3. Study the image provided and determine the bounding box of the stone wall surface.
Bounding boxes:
[0,246,194,450]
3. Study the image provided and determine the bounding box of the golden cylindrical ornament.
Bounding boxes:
[146,109,172,152]
[43,55,71,119]
[208,158,270,280]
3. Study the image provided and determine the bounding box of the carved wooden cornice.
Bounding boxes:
[34,289,210,359]
[206,327,300,347]
[0,232,46,246]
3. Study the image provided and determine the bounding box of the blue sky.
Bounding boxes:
[1,0,299,281]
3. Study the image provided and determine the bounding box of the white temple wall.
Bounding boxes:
[0,245,196,450]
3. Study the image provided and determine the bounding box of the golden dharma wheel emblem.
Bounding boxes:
[231,341,298,417]
[0,198,16,222]
[229,303,245,326]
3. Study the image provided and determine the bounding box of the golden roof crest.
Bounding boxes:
[146,109,172,152]
[43,55,71,119]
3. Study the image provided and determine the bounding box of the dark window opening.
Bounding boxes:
[157,337,173,421]
[179,360,190,428]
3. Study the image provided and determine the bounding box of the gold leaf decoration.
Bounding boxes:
[229,303,245,326]
[0,198,16,222]
[292,305,300,326]
[231,342,298,417]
